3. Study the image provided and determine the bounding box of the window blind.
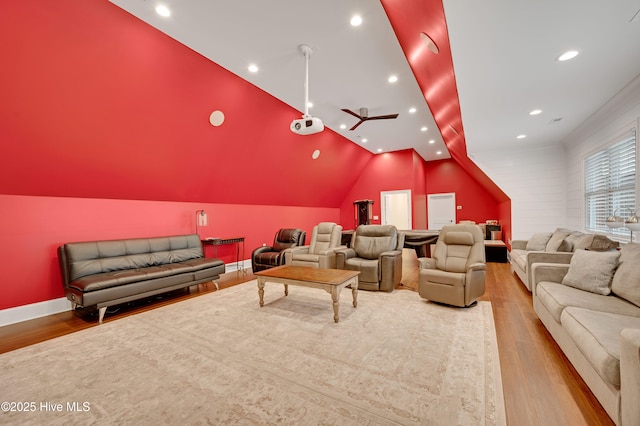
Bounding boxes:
[584,129,637,238]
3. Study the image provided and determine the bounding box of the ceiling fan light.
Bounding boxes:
[420,32,439,54]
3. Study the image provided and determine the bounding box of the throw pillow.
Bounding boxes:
[590,234,619,251]
[546,229,572,252]
[611,243,640,307]
[562,249,621,295]
[525,233,552,251]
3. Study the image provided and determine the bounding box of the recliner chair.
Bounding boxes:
[335,224,404,292]
[251,228,306,273]
[418,224,486,307]
[287,222,343,268]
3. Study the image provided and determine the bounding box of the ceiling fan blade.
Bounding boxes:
[349,120,365,131]
[341,108,363,119]
[368,114,399,120]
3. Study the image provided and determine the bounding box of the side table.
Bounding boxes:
[484,240,508,263]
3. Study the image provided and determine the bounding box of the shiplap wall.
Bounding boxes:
[471,74,640,243]
[472,145,566,242]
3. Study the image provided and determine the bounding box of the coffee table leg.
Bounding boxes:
[352,278,358,308]
[257,278,265,307]
[331,287,340,323]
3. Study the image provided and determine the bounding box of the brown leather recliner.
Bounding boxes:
[418,224,486,307]
[251,228,306,273]
[335,224,404,292]
[287,222,344,269]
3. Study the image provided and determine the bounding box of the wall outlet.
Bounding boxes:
[373,215,379,220]
[457,205,462,210]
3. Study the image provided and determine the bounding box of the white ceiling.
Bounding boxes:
[110,0,640,162]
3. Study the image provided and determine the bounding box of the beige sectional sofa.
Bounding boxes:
[531,244,640,425]
[510,228,619,291]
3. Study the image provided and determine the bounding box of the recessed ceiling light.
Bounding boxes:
[421,126,428,132]
[307,102,313,108]
[362,138,368,143]
[340,124,346,130]
[420,32,439,54]
[388,75,398,83]
[517,134,527,139]
[248,64,259,73]
[409,107,417,114]
[377,148,383,153]
[557,50,579,62]
[350,15,362,27]
[529,109,542,115]
[429,139,435,144]
[436,150,442,155]
[155,5,171,17]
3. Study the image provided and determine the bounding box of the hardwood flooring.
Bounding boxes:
[0,251,613,425]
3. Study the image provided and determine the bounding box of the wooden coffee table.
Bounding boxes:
[254,265,360,323]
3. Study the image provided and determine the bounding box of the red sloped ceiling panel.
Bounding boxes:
[0,0,372,208]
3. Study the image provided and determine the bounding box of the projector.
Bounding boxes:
[290,116,324,135]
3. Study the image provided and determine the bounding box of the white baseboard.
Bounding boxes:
[0,260,252,327]
[0,297,72,327]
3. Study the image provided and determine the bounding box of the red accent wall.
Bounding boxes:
[0,194,338,310]
[0,1,508,312]
[0,0,372,207]
[426,159,499,223]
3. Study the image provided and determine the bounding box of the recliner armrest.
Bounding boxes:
[335,248,356,269]
[252,245,275,257]
[380,249,402,259]
[418,257,436,269]
[285,246,309,263]
[468,262,486,271]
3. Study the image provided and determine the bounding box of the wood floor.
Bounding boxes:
[0,251,613,425]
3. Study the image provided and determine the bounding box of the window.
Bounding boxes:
[584,129,637,239]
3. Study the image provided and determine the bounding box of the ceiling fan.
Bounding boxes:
[341,107,399,131]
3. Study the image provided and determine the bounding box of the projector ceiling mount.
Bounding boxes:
[290,44,324,135]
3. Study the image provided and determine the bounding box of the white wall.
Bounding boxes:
[563,75,640,232]
[472,144,566,241]
[472,74,640,243]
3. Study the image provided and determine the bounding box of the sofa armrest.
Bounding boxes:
[511,240,528,250]
[621,328,640,426]
[525,251,574,290]
[530,263,570,295]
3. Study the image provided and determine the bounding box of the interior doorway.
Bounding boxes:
[427,192,456,230]
[381,190,412,230]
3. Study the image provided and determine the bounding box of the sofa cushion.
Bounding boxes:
[561,307,640,387]
[546,229,573,252]
[526,233,552,251]
[562,249,620,295]
[536,281,640,323]
[611,243,640,308]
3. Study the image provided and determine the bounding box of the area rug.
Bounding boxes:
[0,281,505,425]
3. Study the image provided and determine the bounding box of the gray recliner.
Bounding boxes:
[287,222,343,268]
[418,224,486,307]
[335,225,404,292]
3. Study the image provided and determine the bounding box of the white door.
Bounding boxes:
[381,190,411,230]
[428,192,456,230]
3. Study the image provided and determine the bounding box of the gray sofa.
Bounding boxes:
[531,244,640,425]
[510,228,619,291]
[58,234,225,323]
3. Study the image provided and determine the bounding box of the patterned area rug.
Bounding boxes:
[1,281,505,425]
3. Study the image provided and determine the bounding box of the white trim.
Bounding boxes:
[0,297,72,327]
[0,260,251,327]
